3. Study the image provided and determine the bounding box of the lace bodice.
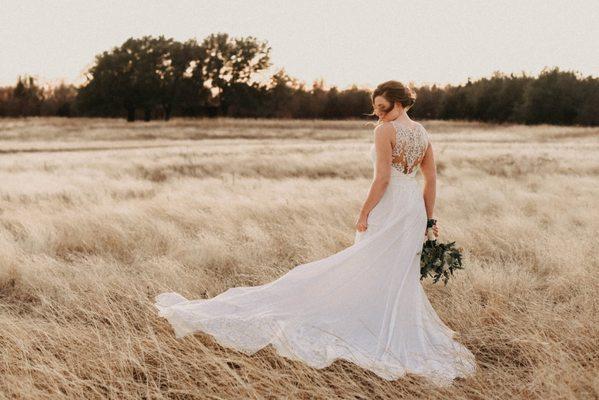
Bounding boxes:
[370,121,430,178]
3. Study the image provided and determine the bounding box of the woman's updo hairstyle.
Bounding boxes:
[367,80,417,118]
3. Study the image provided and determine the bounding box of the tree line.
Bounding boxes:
[0,33,597,125]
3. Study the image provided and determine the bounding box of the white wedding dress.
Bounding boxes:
[154,120,477,386]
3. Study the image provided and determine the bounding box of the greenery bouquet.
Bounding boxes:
[419,218,465,285]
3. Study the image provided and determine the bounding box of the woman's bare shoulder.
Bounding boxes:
[410,120,425,129]
[416,121,430,132]
[374,121,395,135]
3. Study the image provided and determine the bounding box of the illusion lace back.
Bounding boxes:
[388,120,430,177]
[154,122,477,386]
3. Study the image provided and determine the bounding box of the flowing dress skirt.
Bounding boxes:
[154,175,477,386]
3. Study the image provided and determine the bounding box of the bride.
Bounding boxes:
[154,80,477,386]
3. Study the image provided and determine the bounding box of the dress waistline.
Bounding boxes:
[389,174,417,182]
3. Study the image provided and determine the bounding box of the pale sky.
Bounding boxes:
[1,0,597,90]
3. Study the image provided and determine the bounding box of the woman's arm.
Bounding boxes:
[358,124,393,217]
[419,140,436,219]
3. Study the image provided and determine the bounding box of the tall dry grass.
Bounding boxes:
[0,117,598,399]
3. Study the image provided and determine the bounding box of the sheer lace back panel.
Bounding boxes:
[391,121,430,177]
[371,121,430,177]
[370,121,430,178]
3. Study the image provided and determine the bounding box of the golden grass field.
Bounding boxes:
[0,117,598,399]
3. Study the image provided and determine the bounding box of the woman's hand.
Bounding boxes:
[424,222,440,238]
[355,212,369,232]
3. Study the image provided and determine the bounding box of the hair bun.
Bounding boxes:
[370,80,418,113]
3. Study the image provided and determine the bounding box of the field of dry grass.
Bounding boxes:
[0,117,598,399]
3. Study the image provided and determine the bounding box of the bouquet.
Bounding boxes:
[419,218,465,285]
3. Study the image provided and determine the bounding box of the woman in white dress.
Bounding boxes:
[155,80,477,386]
